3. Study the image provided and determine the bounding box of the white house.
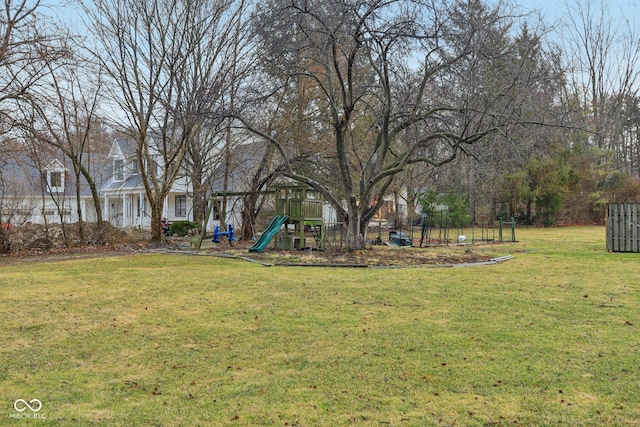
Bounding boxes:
[2,140,408,236]
[0,154,101,226]
[101,139,192,228]
[0,141,193,230]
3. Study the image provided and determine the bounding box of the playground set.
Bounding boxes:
[196,184,326,253]
[197,185,516,252]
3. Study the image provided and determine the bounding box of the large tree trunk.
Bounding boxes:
[189,144,205,225]
[343,202,367,251]
[241,193,258,240]
[81,166,104,243]
[192,171,205,225]
[75,171,84,244]
[241,145,274,240]
[150,200,163,242]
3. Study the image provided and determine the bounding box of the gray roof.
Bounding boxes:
[0,151,110,198]
[101,173,145,192]
[209,141,268,192]
[113,138,138,157]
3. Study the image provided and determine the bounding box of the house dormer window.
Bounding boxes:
[114,159,124,182]
[44,159,67,193]
[50,171,62,188]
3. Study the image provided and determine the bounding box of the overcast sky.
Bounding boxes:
[520,0,639,23]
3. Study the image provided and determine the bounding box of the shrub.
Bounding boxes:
[168,221,199,237]
[419,191,471,227]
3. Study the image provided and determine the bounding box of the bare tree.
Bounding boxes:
[81,0,242,241]
[234,71,315,240]
[561,0,640,165]
[1,0,69,136]
[180,0,256,227]
[20,48,107,243]
[238,142,276,240]
[241,0,555,250]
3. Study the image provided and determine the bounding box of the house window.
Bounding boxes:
[44,159,67,193]
[50,172,62,188]
[47,171,65,193]
[114,159,124,181]
[146,160,159,177]
[211,201,221,220]
[175,195,187,217]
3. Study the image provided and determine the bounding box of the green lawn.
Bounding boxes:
[1,226,639,426]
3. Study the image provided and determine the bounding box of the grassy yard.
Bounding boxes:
[1,226,639,426]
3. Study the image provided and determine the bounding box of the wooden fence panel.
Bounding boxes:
[631,203,640,252]
[606,204,612,251]
[607,203,640,252]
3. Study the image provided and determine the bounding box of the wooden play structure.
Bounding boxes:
[271,184,325,250]
[195,184,326,251]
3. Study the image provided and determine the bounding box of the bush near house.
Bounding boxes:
[168,220,199,237]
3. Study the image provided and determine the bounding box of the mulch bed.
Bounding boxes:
[196,239,497,267]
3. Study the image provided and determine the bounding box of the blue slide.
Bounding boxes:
[248,215,289,253]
